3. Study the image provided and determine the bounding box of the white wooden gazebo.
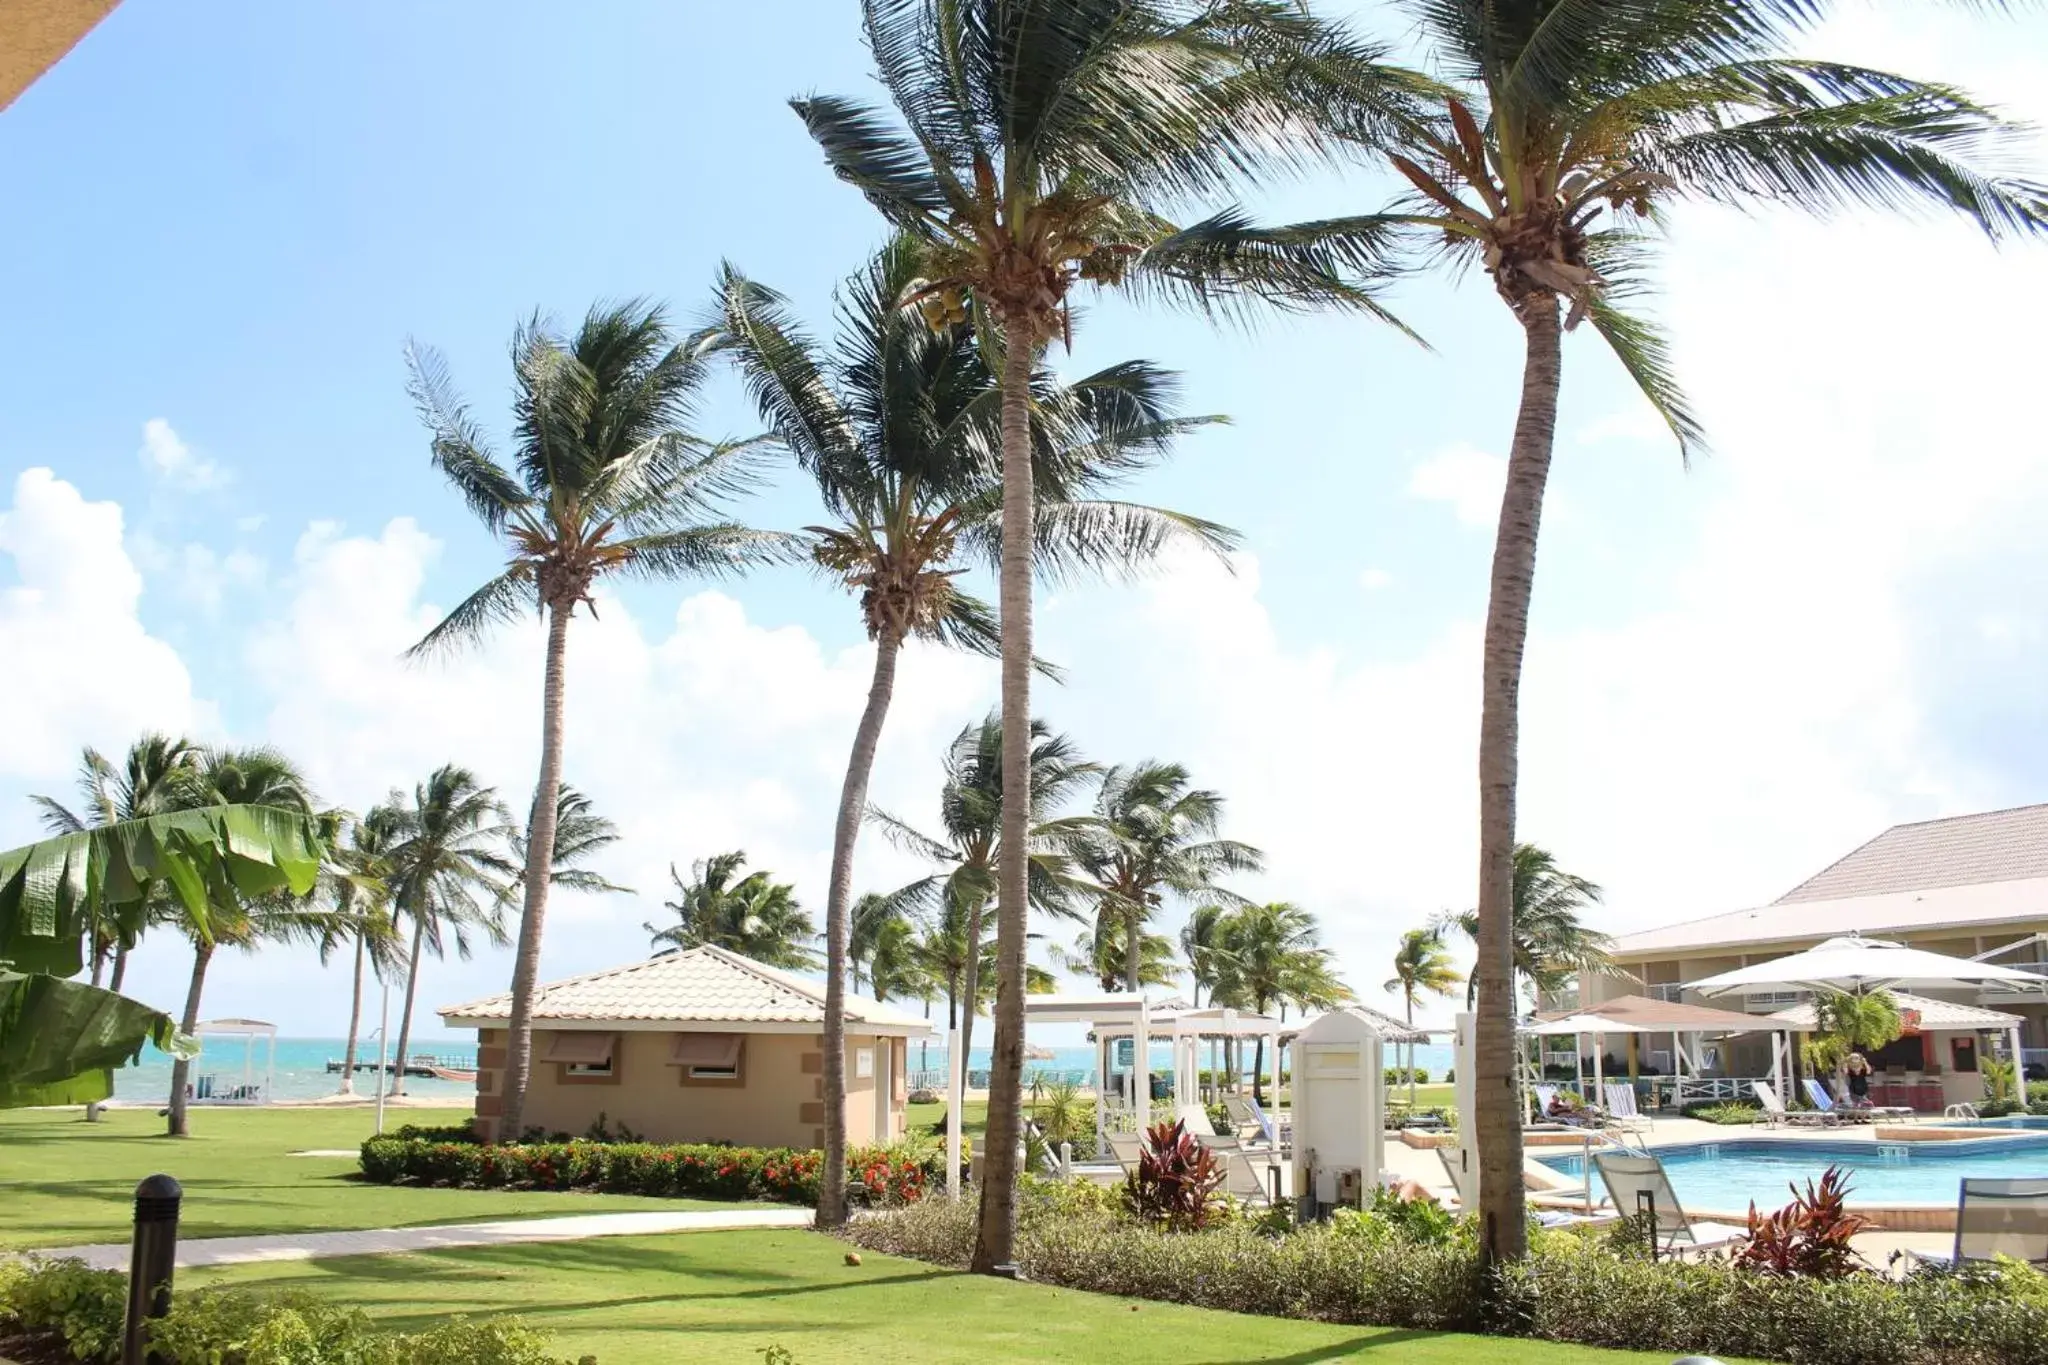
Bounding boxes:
[192,1018,276,1104]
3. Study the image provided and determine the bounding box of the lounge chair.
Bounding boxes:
[1434,1144,1611,1227]
[1752,1080,1837,1129]
[1592,1152,1749,1257]
[1221,1095,1268,1143]
[1601,1083,1651,1136]
[1804,1077,1913,1123]
[1533,1084,1607,1129]
[1105,1131,1143,1174]
[1227,1095,1291,1152]
[1905,1178,2048,1271]
[1220,1149,1277,1207]
[1176,1103,1220,1137]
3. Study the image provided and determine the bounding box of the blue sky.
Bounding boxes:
[3,1,2046,1042]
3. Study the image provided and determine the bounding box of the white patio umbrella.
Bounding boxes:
[1690,934,2048,996]
[1519,1014,1655,1110]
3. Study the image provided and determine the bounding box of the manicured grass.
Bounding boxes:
[191,1229,1685,1364]
[0,1107,735,1250]
[905,1098,986,1139]
[1397,1083,1455,1109]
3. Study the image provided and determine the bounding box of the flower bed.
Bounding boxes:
[359,1131,940,1207]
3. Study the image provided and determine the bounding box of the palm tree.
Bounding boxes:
[383,767,516,1098]
[316,805,404,1097]
[509,785,632,899]
[697,237,1232,1225]
[1180,903,1236,1011]
[405,301,791,1141]
[647,852,819,969]
[1439,844,1616,1011]
[1066,763,1261,992]
[850,893,933,1006]
[793,0,1419,1270]
[30,733,201,989]
[164,746,320,1137]
[1210,902,1351,1103]
[1050,916,1178,992]
[1296,0,2048,1262]
[868,714,1096,1075]
[1805,988,1904,1090]
[1384,927,1462,1107]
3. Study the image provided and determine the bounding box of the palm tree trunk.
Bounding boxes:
[973,325,1037,1275]
[957,894,986,1082]
[88,928,107,988]
[1251,1035,1266,1106]
[1406,996,1418,1109]
[166,940,214,1137]
[339,930,367,1096]
[109,942,130,994]
[1474,296,1564,1266]
[1124,906,1142,994]
[391,916,427,1099]
[501,599,572,1141]
[818,630,903,1228]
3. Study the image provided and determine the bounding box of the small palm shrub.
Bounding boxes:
[1686,1100,1765,1125]
[1122,1120,1224,1230]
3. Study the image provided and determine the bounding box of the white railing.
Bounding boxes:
[1674,1076,1768,1106]
[1645,983,1687,1003]
[1743,989,1807,1011]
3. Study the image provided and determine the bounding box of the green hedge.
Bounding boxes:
[359,1132,941,1206]
[0,1258,579,1365]
[845,1197,2048,1365]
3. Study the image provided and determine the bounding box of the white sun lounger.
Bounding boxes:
[1752,1079,1837,1129]
[1804,1077,1913,1123]
[1592,1151,1749,1257]
[1601,1083,1651,1135]
[1904,1177,2048,1271]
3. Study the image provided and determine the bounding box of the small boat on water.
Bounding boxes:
[427,1064,478,1084]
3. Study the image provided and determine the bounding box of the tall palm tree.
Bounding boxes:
[646,852,819,969]
[316,805,404,1097]
[1440,843,1616,1011]
[1066,763,1261,992]
[1050,915,1178,992]
[163,746,320,1137]
[509,785,632,899]
[696,237,1231,1225]
[1299,0,2048,1262]
[869,714,1096,1074]
[1384,927,1462,1107]
[1180,903,1235,1010]
[384,766,516,1098]
[30,733,201,990]
[793,0,1418,1270]
[1210,901,1351,1103]
[850,892,933,1006]
[405,301,791,1140]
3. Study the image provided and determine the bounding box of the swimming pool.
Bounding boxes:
[1969,1115,2048,1131]
[1538,1135,2048,1210]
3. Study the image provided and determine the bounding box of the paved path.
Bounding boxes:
[31,1207,815,1271]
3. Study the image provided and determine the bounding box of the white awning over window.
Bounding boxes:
[542,1032,616,1064]
[667,1033,742,1069]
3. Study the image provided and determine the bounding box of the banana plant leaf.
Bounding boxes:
[0,804,324,976]
[0,969,192,1107]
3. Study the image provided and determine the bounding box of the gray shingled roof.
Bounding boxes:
[1775,803,2048,904]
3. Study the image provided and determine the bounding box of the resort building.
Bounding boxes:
[1577,802,2048,1106]
[439,944,930,1146]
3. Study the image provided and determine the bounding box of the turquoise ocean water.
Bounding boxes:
[108,1039,1458,1104]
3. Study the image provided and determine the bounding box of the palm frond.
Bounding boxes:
[789,93,954,229]
[1132,208,1421,335]
[1581,231,1705,460]
[614,525,805,580]
[404,341,530,528]
[406,567,534,660]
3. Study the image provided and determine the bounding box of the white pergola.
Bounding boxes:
[193,1018,276,1103]
[1016,994,1286,1158]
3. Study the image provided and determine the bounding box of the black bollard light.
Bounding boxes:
[121,1174,181,1365]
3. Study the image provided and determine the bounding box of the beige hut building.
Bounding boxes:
[440,945,930,1147]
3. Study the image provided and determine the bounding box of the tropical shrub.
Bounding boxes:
[359,1134,939,1207]
[843,1199,2048,1364]
[1734,1167,1871,1280]
[1384,1066,1431,1086]
[0,1262,581,1365]
[1122,1120,1224,1231]
[1027,1079,1092,1147]
[0,1256,126,1363]
[1686,1100,1765,1125]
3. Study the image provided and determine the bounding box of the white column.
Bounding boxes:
[1593,1032,1605,1107]
[2011,1025,2026,1095]
[1135,1003,1152,1136]
[946,1027,964,1198]
[1094,1034,1107,1156]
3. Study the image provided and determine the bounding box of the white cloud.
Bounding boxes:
[1359,568,1393,592]
[138,418,227,490]
[1578,406,1669,446]
[0,469,204,783]
[1406,444,1506,527]
[131,534,265,611]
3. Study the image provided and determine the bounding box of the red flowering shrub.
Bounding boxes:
[1733,1165,1872,1280]
[359,1133,938,1208]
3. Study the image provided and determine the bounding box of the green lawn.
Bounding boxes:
[190,1229,1679,1365]
[0,1107,732,1250]
[905,1099,986,1139]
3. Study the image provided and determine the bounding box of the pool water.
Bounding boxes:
[1970,1115,2048,1130]
[1538,1135,2048,1210]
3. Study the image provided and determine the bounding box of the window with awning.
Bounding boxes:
[668,1032,743,1079]
[543,1032,617,1075]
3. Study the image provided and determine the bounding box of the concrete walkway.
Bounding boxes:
[32,1206,815,1271]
